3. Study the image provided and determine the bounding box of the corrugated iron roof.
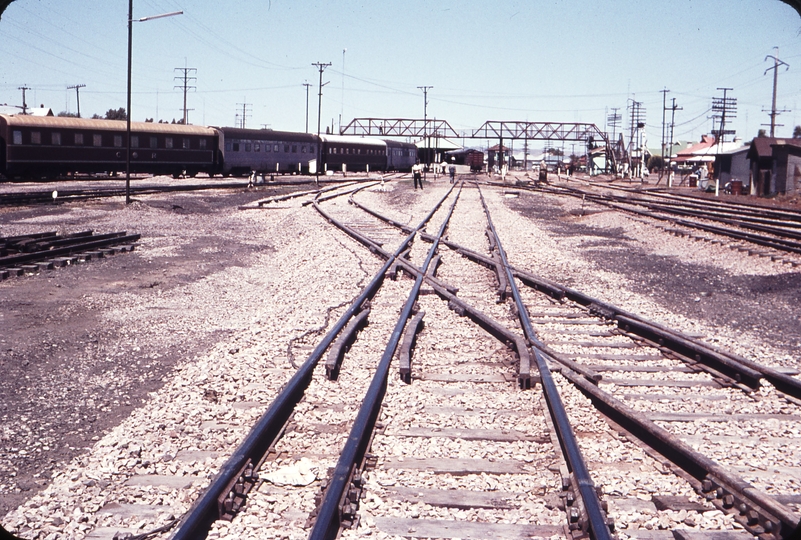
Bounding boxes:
[0,113,215,135]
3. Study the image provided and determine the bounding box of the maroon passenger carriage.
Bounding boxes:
[0,114,217,180]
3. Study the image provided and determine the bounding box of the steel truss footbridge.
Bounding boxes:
[339,118,619,171]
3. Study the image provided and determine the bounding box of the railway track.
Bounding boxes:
[2,178,798,540]
[170,181,800,539]
[533,182,801,259]
[0,230,140,280]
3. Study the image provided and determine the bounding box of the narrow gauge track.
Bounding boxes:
[0,174,402,207]
[169,182,621,540]
[338,181,801,539]
[169,180,801,540]
[0,230,140,280]
[599,183,801,225]
[0,182,250,206]
[6,180,795,539]
[532,183,801,259]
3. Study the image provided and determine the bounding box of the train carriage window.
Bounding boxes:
[291,145,297,153]
[274,144,279,152]
[51,132,61,145]
[301,146,307,153]
[130,135,139,148]
[74,133,84,145]
[284,145,290,153]
[31,131,41,144]
[93,134,102,147]
[150,137,158,149]
[12,131,22,145]
[225,141,232,151]
[331,147,336,155]
[264,142,271,152]
[233,143,240,152]
[165,137,173,149]
[183,138,190,149]
[245,143,252,152]
[254,144,260,152]
[114,135,123,147]
[199,138,207,150]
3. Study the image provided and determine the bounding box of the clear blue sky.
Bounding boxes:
[2,0,800,148]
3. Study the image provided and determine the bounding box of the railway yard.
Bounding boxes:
[1,172,800,540]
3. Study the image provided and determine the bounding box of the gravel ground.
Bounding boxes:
[1,174,799,539]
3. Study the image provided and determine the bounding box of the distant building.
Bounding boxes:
[716,146,750,189]
[29,107,54,116]
[747,137,801,196]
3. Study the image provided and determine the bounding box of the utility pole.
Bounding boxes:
[627,99,645,180]
[764,47,789,137]
[303,82,312,133]
[312,62,331,183]
[312,62,332,137]
[174,66,197,124]
[67,84,86,117]
[18,86,30,114]
[236,101,252,129]
[418,85,432,169]
[666,98,682,187]
[660,88,670,180]
[712,88,736,195]
[340,48,346,133]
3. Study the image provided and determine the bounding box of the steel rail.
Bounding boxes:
[540,184,801,254]
[346,190,801,399]
[0,233,140,268]
[561,364,801,539]
[309,185,461,540]
[170,184,452,540]
[597,182,801,223]
[599,191,801,237]
[344,182,801,537]
[474,184,612,540]
[0,182,253,205]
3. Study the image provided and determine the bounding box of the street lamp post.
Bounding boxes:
[126,1,182,204]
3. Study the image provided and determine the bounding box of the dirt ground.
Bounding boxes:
[504,189,801,350]
[0,186,292,516]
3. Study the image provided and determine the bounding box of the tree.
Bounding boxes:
[104,107,127,121]
[647,155,665,171]
[757,129,767,138]
[57,111,79,118]
[793,125,801,138]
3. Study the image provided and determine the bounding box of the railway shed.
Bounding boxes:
[747,137,801,197]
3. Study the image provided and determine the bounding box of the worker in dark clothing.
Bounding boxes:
[449,164,456,183]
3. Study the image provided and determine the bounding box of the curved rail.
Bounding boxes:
[310,184,460,539]
[475,184,613,540]
[170,182,452,540]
